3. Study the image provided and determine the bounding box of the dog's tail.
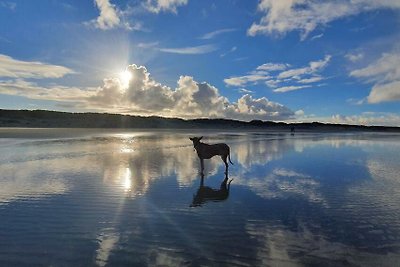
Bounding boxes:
[228,152,234,165]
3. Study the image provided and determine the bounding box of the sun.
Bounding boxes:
[119,70,132,88]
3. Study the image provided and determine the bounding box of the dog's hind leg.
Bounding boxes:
[221,155,229,174]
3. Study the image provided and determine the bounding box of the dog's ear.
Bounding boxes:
[199,136,203,141]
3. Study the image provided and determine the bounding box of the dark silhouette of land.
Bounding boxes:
[1,109,399,132]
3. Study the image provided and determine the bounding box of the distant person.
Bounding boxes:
[290,126,295,135]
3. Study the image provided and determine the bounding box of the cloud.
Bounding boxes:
[310,33,324,40]
[0,61,295,121]
[145,0,188,14]
[273,85,311,93]
[350,51,400,103]
[256,63,288,72]
[345,52,364,62]
[367,81,400,103]
[159,44,217,54]
[278,55,331,79]
[238,88,253,94]
[224,73,272,87]
[225,55,330,93]
[220,46,237,57]
[0,79,97,102]
[331,112,400,126]
[297,76,323,84]
[227,94,294,120]
[86,0,143,31]
[248,0,400,40]
[199,28,237,40]
[89,65,294,120]
[0,54,75,79]
[91,0,121,30]
[137,41,159,48]
[0,1,16,10]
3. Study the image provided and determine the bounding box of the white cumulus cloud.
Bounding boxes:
[91,0,121,30]
[88,64,295,120]
[350,51,400,103]
[0,59,295,121]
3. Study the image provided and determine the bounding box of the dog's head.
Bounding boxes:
[189,136,203,147]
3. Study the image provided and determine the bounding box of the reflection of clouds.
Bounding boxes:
[147,248,188,267]
[99,136,222,194]
[0,159,69,203]
[233,137,294,169]
[246,221,400,266]
[233,168,325,204]
[2,130,400,266]
[345,145,400,235]
[0,132,227,205]
[95,228,120,267]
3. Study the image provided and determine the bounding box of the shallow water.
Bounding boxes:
[0,129,399,266]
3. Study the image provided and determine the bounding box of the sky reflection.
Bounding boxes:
[0,130,399,266]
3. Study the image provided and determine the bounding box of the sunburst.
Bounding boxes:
[119,70,132,88]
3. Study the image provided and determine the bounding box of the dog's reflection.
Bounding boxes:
[190,173,233,207]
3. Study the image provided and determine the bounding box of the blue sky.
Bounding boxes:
[1,0,400,125]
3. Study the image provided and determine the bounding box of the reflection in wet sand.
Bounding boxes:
[95,228,120,267]
[190,173,233,207]
[1,130,400,266]
[246,221,400,266]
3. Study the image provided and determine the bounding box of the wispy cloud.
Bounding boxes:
[0,54,74,79]
[273,85,311,93]
[0,1,16,11]
[159,44,217,54]
[225,55,330,93]
[345,52,364,62]
[199,28,236,40]
[137,41,159,48]
[238,88,253,94]
[248,0,400,40]
[310,33,324,41]
[256,63,289,72]
[144,0,188,14]
[220,46,237,57]
[278,55,331,79]
[224,73,272,87]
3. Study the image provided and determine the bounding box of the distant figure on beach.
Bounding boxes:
[191,173,233,207]
[290,126,295,135]
[189,136,233,174]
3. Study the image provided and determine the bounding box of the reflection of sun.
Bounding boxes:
[119,70,132,88]
[122,167,132,192]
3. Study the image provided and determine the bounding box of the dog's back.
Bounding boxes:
[195,142,230,159]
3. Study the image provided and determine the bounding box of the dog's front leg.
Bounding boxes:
[200,158,204,174]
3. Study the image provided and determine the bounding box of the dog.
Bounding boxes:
[189,136,233,173]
